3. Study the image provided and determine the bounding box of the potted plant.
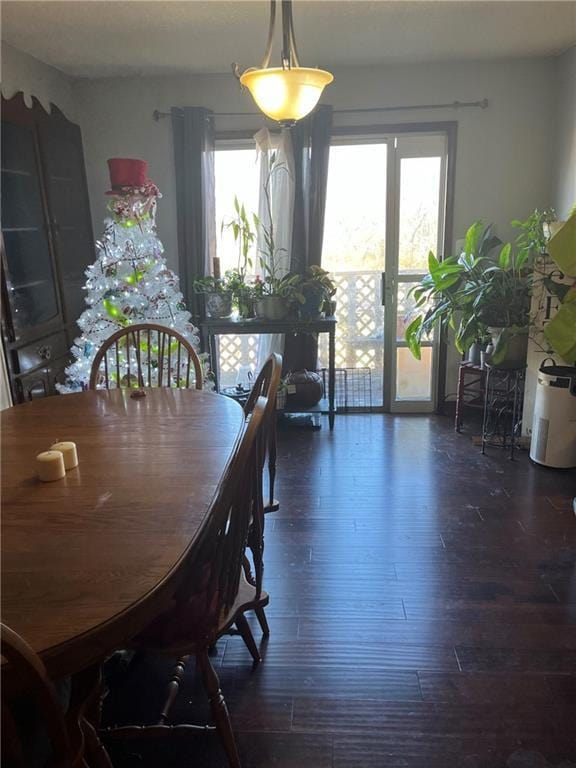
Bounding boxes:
[405,215,555,369]
[297,265,337,319]
[254,269,303,320]
[194,276,233,319]
[221,197,258,318]
[225,269,256,318]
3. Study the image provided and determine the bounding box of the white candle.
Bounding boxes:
[37,451,66,482]
[50,441,79,470]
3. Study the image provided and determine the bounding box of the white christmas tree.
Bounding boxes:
[58,171,201,393]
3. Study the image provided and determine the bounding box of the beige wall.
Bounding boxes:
[524,45,576,434]
[554,45,576,218]
[1,42,76,120]
[72,57,558,276]
[1,42,565,402]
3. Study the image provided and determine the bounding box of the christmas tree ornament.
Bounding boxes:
[58,159,202,393]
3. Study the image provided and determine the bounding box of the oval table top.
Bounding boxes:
[1,388,244,680]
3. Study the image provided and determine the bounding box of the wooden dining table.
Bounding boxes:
[1,388,245,686]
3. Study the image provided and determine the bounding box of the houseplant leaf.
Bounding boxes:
[498,243,511,269]
[405,316,423,360]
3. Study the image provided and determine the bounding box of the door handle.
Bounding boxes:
[380,272,386,306]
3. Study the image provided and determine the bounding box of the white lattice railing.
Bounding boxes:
[217,271,390,399]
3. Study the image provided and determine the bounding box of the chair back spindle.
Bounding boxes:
[89,323,203,391]
[243,354,282,598]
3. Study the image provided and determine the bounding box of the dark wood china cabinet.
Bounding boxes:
[1,92,94,402]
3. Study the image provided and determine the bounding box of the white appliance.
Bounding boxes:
[530,362,576,469]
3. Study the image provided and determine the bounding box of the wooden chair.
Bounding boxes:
[1,623,112,768]
[239,353,282,647]
[243,353,282,511]
[89,323,203,390]
[101,397,269,768]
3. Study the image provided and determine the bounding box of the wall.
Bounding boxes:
[69,56,559,400]
[1,44,562,401]
[1,42,77,120]
[72,57,558,283]
[554,45,576,218]
[523,45,576,434]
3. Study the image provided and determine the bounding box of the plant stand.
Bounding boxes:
[455,362,486,432]
[481,365,526,460]
[200,316,337,429]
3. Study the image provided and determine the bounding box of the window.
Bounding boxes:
[215,145,260,274]
[214,143,261,387]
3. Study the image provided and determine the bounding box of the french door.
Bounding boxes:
[321,131,449,412]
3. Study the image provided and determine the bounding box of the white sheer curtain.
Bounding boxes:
[254,127,295,370]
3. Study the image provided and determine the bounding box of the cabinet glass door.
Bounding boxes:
[40,128,94,326]
[1,122,60,334]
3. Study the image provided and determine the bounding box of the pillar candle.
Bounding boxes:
[37,451,66,482]
[50,441,79,470]
[213,256,221,280]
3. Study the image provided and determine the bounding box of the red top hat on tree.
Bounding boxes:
[106,158,149,195]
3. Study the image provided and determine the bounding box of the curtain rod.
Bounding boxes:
[153,98,488,121]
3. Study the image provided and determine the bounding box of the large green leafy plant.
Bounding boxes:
[405,211,557,366]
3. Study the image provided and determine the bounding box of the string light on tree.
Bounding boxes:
[58,158,202,393]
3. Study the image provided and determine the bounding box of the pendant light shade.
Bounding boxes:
[236,0,334,127]
[240,67,333,124]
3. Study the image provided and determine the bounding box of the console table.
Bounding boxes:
[200,316,337,429]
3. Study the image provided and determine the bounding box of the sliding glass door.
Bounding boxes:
[321,131,448,412]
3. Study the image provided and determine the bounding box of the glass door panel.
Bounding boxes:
[396,347,433,401]
[319,133,447,412]
[398,156,442,274]
[320,142,387,405]
[386,134,447,413]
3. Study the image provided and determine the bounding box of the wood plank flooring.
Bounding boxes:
[103,414,576,768]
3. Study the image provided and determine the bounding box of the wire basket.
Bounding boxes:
[318,367,372,412]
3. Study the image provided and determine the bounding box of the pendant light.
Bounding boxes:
[236,0,333,127]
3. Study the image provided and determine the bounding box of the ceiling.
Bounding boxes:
[2,1,575,78]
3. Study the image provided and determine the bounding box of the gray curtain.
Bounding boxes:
[285,104,333,372]
[290,104,333,274]
[171,106,216,321]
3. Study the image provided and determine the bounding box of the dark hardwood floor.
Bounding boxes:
[103,414,576,768]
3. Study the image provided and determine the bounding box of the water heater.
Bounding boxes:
[530,363,576,469]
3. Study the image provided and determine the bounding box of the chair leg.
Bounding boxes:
[83,718,115,768]
[254,606,270,637]
[267,418,278,510]
[196,647,241,768]
[235,614,261,663]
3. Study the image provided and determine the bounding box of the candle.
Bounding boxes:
[213,256,221,280]
[50,441,79,470]
[37,451,65,482]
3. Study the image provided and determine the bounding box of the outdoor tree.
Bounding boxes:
[58,159,201,393]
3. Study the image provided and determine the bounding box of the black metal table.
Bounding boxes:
[200,316,337,429]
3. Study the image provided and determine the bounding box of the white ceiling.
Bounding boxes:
[2,0,575,78]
